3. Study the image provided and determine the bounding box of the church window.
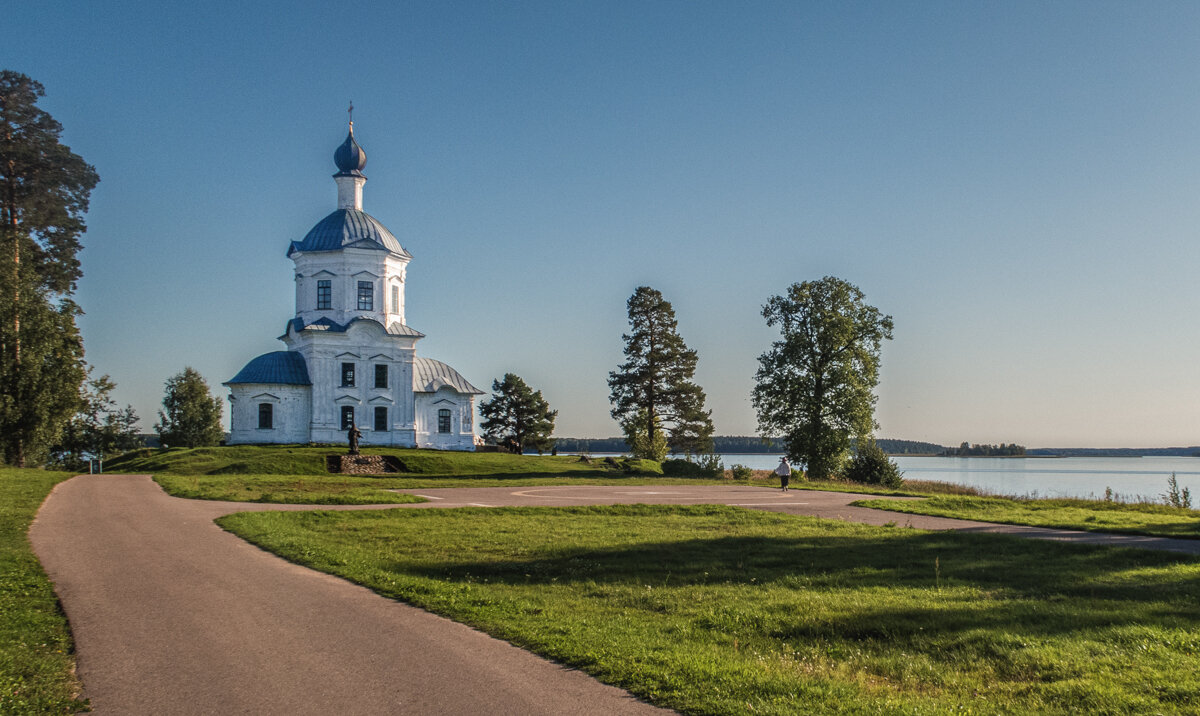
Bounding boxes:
[317,280,331,310]
[391,285,399,314]
[374,364,388,389]
[374,406,388,432]
[357,281,374,310]
[341,362,355,387]
[258,403,273,429]
[341,406,356,430]
[437,408,451,434]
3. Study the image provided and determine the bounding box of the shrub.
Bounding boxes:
[662,455,724,477]
[661,458,694,476]
[844,440,904,488]
[1163,473,1192,509]
[730,464,754,481]
[695,452,724,477]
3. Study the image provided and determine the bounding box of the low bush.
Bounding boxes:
[729,464,754,481]
[661,456,723,478]
[844,440,904,488]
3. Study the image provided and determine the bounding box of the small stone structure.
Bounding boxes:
[333,455,396,475]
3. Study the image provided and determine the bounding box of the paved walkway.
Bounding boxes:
[29,475,672,715]
[30,476,1200,714]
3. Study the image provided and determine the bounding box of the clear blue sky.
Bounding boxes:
[6,1,1200,447]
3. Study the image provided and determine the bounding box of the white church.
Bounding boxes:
[225,119,482,450]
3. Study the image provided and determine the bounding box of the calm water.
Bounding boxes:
[587,452,1200,501]
[722,454,1200,500]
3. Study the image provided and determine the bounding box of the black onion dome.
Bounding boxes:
[333,128,367,176]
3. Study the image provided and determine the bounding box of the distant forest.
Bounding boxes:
[1027,446,1200,457]
[550,436,946,455]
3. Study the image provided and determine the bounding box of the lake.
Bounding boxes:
[727,454,1200,501]
[587,452,1200,501]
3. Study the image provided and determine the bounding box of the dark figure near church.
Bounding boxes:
[347,425,362,455]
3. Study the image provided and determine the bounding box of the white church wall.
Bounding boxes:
[414,388,477,451]
[286,321,420,447]
[227,384,312,444]
[292,249,409,329]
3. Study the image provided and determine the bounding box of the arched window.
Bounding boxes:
[437,408,451,433]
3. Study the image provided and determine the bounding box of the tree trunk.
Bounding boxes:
[5,164,22,467]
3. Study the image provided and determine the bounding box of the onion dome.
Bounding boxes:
[333,126,367,177]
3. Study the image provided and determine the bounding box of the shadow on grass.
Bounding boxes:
[396,528,1200,632]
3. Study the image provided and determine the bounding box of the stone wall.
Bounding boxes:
[334,454,395,475]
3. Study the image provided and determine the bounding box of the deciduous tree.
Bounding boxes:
[479,373,557,454]
[608,286,714,457]
[156,367,224,448]
[0,71,99,466]
[752,276,893,480]
[49,369,142,470]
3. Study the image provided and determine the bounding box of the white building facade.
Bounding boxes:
[225,122,481,450]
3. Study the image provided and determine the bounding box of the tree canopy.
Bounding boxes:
[49,370,141,470]
[479,373,557,454]
[608,286,714,458]
[752,276,893,480]
[155,367,224,448]
[0,71,99,466]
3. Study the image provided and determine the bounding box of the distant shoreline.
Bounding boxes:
[551,437,1200,460]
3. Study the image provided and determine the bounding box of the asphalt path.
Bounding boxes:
[30,475,673,715]
[30,476,1200,715]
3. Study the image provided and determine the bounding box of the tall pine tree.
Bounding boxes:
[1,71,99,466]
[479,373,557,454]
[608,287,714,458]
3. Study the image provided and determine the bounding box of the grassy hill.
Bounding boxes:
[106,445,660,477]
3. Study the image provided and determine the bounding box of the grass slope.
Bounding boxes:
[0,469,87,714]
[220,505,1200,715]
[110,445,684,504]
[853,495,1200,540]
[107,445,660,477]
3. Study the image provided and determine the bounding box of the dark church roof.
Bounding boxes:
[225,351,311,385]
[287,208,411,258]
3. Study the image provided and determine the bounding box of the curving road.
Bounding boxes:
[29,475,673,715]
[30,475,1200,714]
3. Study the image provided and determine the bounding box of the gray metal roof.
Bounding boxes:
[226,351,311,385]
[287,209,411,258]
[287,316,425,338]
[412,357,483,394]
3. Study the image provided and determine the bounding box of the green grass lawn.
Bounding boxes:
[0,468,87,714]
[852,495,1200,540]
[219,504,1200,715]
